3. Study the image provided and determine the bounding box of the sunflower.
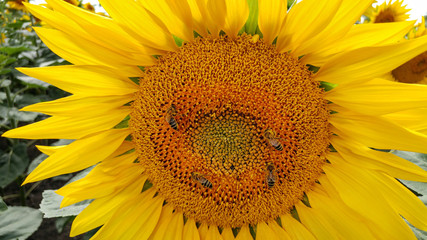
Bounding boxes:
[4,0,427,239]
[0,33,5,44]
[390,18,427,84]
[6,0,29,11]
[366,0,410,23]
[82,2,95,12]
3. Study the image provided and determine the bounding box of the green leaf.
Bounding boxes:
[14,74,50,88]
[393,151,427,196]
[0,54,7,64]
[0,206,43,240]
[0,46,30,55]
[319,81,337,92]
[393,151,427,171]
[26,153,48,175]
[245,0,259,35]
[0,106,40,122]
[1,57,17,66]
[0,197,7,212]
[83,227,100,240]
[39,166,94,217]
[55,216,74,233]
[0,69,11,75]
[7,22,25,29]
[173,35,184,47]
[0,143,29,188]
[287,0,297,9]
[0,79,11,87]
[39,190,92,218]
[47,85,69,100]
[406,219,427,240]
[114,115,130,129]
[14,94,44,109]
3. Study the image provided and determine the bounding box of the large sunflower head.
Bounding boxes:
[366,0,410,23]
[4,0,427,239]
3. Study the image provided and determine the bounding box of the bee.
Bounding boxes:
[165,104,178,130]
[191,172,213,189]
[264,129,283,151]
[265,163,277,188]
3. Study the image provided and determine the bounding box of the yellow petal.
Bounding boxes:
[23,129,130,184]
[36,145,65,156]
[25,2,156,66]
[280,214,316,240]
[256,221,279,240]
[92,192,163,239]
[331,136,427,181]
[223,0,249,38]
[18,65,138,96]
[187,0,209,36]
[330,111,427,153]
[268,221,291,240]
[182,218,201,240]
[369,172,427,231]
[163,211,185,240]
[316,35,427,85]
[43,0,156,55]
[293,0,374,58]
[34,27,155,67]
[140,0,194,42]
[384,108,427,133]
[198,223,209,240]
[295,202,338,239]
[235,225,251,240]
[221,227,234,240]
[56,152,140,206]
[21,94,133,117]
[323,162,417,240]
[303,21,415,66]
[276,0,341,53]
[206,0,226,36]
[148,204,182,240]
[98,0,177,52]
[3,107,130,140]
[327,78,427,115]
[70,177,150,236]
[258,0,287,44]
[307,188,377,239]
[205,226,223,240]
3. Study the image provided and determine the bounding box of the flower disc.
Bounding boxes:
[130,35,330,227]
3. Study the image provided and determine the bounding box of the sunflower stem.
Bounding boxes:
[17,176,26,206]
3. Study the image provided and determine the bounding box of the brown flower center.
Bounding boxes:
[392,52,427,83]
[130,35,330,227]
[374,8,396,23]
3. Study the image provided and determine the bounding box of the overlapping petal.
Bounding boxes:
[327,78,427,115]
[98,0,177,52]
[316,35,427,85]
[257,0,287,44]
[23,129,129,184]
[323,159,417,239]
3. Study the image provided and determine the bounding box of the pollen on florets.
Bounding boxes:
[130,34,330,227]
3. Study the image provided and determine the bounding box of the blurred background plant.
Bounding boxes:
[0,0,103,239]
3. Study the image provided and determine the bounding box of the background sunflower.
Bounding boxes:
[2,0,427,239]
